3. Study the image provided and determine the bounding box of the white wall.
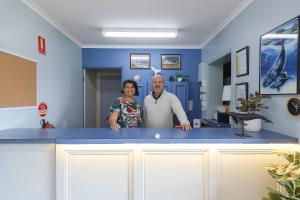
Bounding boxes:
[0,0,83,129]
[202,0,300,138]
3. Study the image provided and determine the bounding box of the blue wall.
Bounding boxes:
[202,0,300,138]
[0,0,83,130]
[82,48,202,118]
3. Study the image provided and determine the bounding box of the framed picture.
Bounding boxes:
[236,46,249,77]
[235,82,248,108]
[130,53,150,69]
[161,54,181,70]
[260,16,300,95]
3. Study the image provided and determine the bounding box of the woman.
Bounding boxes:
[108,79,143,131]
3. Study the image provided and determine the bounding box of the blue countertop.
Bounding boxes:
[0,128,75,143]
[0,128,297,144]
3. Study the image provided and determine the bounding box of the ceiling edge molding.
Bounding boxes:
[21,0,82,47]
[81,44,202,49]
[199,0,255,48]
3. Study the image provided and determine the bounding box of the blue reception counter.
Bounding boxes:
[0,128,297,144]
[0,128,298,200]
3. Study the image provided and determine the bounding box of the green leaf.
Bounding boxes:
[295,186,300,196]
[267,191,285,200]
[278,181,294,195]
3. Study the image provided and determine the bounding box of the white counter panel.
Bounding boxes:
[56,144,293,200]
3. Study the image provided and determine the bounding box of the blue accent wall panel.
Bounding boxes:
[83,48,202,119]
[82,48,201,83]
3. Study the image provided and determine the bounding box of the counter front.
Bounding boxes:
[0,128,298,200]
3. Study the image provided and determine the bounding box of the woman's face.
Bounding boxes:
[123,83,136,97]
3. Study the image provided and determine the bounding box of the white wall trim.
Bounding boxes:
[21,0,82,47]
[81,44,202,49]
[83,69,86,128]
[200,0,255,48]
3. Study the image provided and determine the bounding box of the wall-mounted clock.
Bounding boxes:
[287,98,300,116]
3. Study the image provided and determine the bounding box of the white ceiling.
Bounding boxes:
[22,0,254,48]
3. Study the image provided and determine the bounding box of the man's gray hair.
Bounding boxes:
[152,74,164,81]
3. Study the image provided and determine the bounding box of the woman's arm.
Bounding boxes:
[108,111,120,131]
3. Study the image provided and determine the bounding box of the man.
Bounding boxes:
[144,75,192,130]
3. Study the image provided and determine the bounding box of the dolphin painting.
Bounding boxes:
[262,40,286,87]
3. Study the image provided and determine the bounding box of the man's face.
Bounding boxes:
[152,76,164,94]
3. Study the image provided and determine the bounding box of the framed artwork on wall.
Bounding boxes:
[130,53,150,69]
[236,46,249,77]
[235,82,248,108]
[259,16,300,95]
[161,54,181,70]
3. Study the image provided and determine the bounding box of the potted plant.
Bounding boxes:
[263,148,300,200]
[238,92,270,131]
[176,74,189,82]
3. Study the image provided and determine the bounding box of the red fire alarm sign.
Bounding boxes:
[38,35,46,55]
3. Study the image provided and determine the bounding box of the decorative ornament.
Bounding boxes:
[133,74,141,82]
[151,66,162,76]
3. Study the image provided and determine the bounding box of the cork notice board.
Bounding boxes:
[0,51,37,108]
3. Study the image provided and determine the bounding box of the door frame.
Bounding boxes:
[83,68,121,128]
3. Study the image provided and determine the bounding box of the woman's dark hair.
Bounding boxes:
[121,79,139,96]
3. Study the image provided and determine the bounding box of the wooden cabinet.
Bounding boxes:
[170,82,189,111]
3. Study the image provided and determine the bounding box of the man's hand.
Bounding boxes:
[175,124,192,131]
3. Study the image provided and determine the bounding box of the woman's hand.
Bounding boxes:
[111,122,120,131]
[108,112,120,131]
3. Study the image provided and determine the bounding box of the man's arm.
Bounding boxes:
[170,95,192,130]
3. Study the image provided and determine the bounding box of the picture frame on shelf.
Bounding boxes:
[161,54,181,70]
[259,16,300,95]
[130,53,150,69]
[235,82,248,109]
[236,46,249,77]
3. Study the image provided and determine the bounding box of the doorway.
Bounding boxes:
[84,69,121,128]
[204,53,231,119]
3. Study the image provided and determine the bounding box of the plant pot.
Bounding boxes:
[244,119,262,132]
[177,77,183,82]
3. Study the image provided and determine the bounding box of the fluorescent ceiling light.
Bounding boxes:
[262,33,297,39]
[102,28,178,38]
